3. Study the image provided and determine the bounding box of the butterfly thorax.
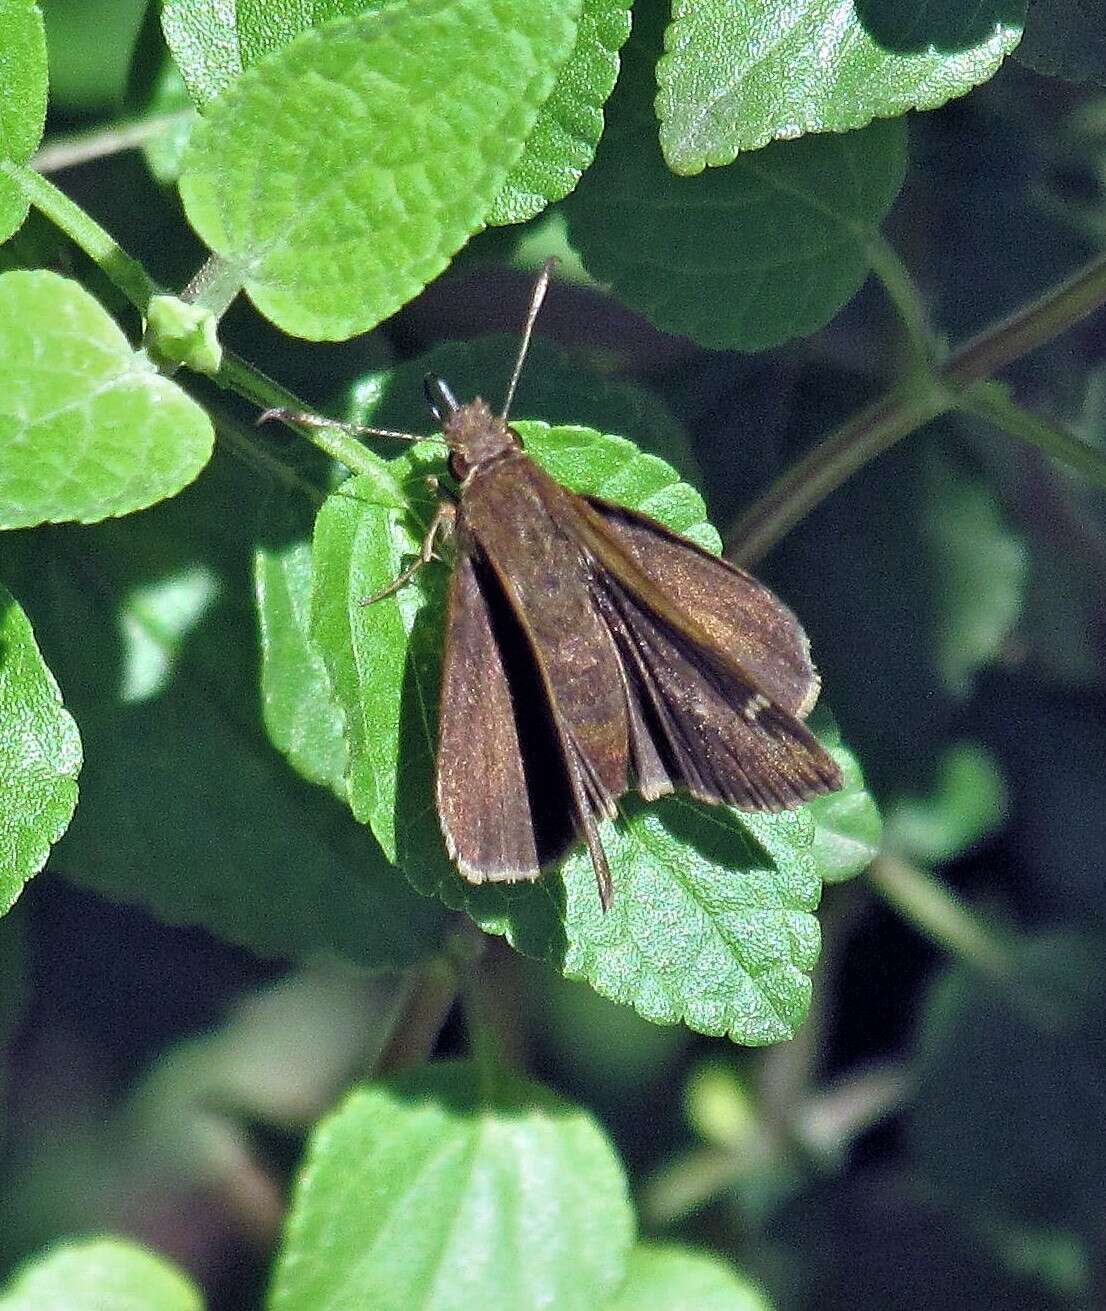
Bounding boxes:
[442,398,521,481]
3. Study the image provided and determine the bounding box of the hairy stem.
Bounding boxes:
[867,854,1016,981]
[31,111,194,173]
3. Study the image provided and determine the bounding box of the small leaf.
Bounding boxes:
[0,271,214,529]
[0,1238,202,1311]
[1017,0,1106,84]
[0,584,81,915]
[608,1244,773,1311]
[487,0,632,225]
[657,0,1025,173]
[268,1063,634,1311]
[178,0,583,340]
[805,725,882,885]
[563,26,907,350]
[883,741,1006,866]
[312,423,837,1044]
[145,294,222,375]
[0,0,47,243]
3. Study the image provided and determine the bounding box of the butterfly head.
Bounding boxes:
[424,373,520,480]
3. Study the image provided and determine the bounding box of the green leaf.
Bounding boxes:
[40,0,147,113]
[883,741,1006,866]
[312,423,830,1044]
[18,453,444,969]
[0,0,48,243]
[255,487,350,797]
[0,1238,202,1311]
[487,0,632,225]
[909,936,1106,1243]
[1016,1,1105,84]
[657,0,1025,173]
[268,1062,634,1311]
[608,1244,772,1311]
[563,25,907,350]
[0,271,215,529]
[0,584,81,915]
[178,0,583,340]
[162,0,368,105]
[805,721,882,884]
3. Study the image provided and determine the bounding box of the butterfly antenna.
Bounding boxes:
[257,408,445,446]
[500,256,557,422]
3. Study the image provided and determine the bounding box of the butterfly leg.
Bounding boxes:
[360,499,456,606]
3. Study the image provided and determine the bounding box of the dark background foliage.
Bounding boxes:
[2,0,1106,1308]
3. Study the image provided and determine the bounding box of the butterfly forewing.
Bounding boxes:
[436,540,574,883]
[583,497,820,717]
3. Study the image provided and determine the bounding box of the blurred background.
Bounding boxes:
[4,2,1106,1308]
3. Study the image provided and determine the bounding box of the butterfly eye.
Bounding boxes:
[424,374,459,425]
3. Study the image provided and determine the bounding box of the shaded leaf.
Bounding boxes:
[1017,0,1106,84]
[255,488,349,797]
[563,23,907,350]
[268,1062,634,1311]
[0,271,214,529]
[312,423,837,1043]
[178,0,582,339]
[657,0,1025,172]
[0,584,81,915]
[776,430,1027,797]
[882,741,1005,866]
[805,721,882,884]
[608,1244,772,1311]
[0,0,47,243]
[17,453,444,969]
[910,936,1106,1244]
[0,1238,202,1311]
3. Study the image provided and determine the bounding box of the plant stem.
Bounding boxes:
[865,232,942,370]
[867,854,1016,982]
[181,253,243,319]
[963,382,1106,493]
[374,954,462,1076]
[31,111,194,173]
[217,353,386,477]
[2,159,160,313]
[728,248,1106,564]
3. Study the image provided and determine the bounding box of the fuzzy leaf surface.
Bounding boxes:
[657,0,1025,172]
[563,25,907,350]
[488,0,632,225]
[162,0,364,104]
[312,423,840,1044]
[0,1239,202,1311]
[0,585,81,915]
[178,0,582,339]
[0,271,214,529]
[269,1063,633,1311]
[0,0,47,242]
